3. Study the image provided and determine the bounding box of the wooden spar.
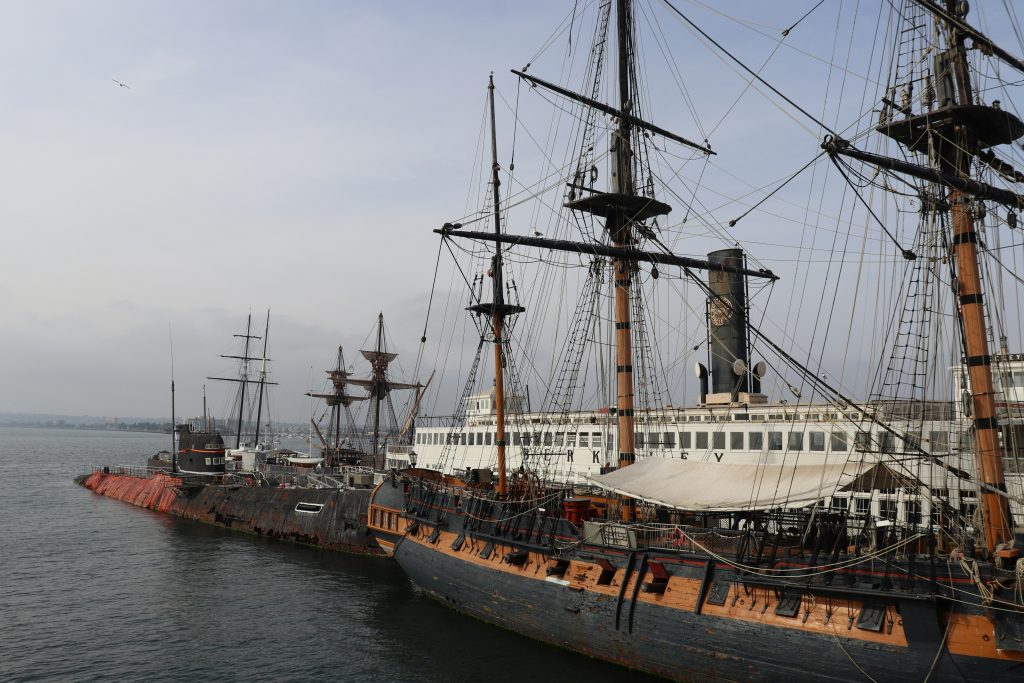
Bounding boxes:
[943,4,1013,549]
[436,229,778,280]
[510,69,714,156]
[824,138,1024,208]
[489,73,510,497]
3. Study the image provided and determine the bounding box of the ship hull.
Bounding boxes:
[388,532,1021,682]
[78,470,381,555]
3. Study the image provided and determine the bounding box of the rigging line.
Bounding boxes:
[728,152,825,227]
[417,238,445,349]
[660,0,837,136]
[782,0,826,37]
[830,155,916,259]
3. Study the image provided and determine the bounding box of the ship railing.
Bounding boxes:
[304,473,348,489]
[89,464,163,479]
[587,521,751,555]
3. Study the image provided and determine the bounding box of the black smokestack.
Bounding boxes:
[707,248,749,396]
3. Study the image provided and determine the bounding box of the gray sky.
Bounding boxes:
[3,1,1022,423]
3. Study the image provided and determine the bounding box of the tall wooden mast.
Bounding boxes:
[941,1,1012,549]
[611,0,637,475]
[851,0,1020,550]
[466,74,525,496]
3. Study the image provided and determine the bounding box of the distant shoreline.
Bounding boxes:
[0,423,172,435]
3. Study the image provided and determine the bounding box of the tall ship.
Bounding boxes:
[308,313,424,470]
[78,313,421,555]
[370,1,1024,679]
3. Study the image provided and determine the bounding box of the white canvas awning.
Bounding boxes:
[585,458,858,511]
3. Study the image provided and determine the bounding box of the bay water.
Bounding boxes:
[0,427,657,682]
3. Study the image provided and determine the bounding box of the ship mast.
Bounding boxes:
[252,310,270,448]
[827,0,1018,551]
[488,73,510,497]
[940,1,1012,550]
[371,314,386,461]
[611,0,637,481]
[235,313,252,449]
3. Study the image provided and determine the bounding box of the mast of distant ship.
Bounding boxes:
[372,314,385,461]
[253,310,270,448]
[235,313,253,449]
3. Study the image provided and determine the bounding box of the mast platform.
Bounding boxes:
[877,103,1024,154]
[564,191,671,222]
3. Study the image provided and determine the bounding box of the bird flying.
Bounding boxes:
[112,79,130,89]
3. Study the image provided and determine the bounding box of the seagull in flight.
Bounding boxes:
[112,79,130,89]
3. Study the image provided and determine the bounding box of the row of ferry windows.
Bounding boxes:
[416,430,951,452]
[204,457,225,466]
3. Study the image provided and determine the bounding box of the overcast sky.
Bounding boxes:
[3,1,1022,423]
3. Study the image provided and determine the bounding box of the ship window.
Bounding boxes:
[830,432,848,452]
[579,433,589,447]
[768,432,783,450]
[831,496,849,510]
[679,432,690,448]
[960,502,977,520]
[730,432,744,450]
[854,431,871,452]
[904,501,922,525]
[485,432,492,446]
[205,457,212,466]
[663,432,675,448]
[931,488,949,499]
[879,500,897,520]
[591,432,602,446]
[513,432,522,445]
[733,414,749,421]
[809,432,825,451]
[555,433,564,446]
[695,432,708,449]
[749,432,763,450]
[635,432,645,447]
[903,431,921,452]
[295,502,324,514]
[750,415,765,422]
[788,432,803,450]
[544,432,552,446]
[855,497,870,516]
[567,433,576,447]
[879,432,896,452]
[929,431,948,453]
[712,432,725,450]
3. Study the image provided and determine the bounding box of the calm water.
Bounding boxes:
[0,427,657,682]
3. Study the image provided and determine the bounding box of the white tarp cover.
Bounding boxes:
[585,458,857,512]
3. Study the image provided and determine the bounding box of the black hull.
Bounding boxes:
[79,470,381,555]
[391,536,1016,682]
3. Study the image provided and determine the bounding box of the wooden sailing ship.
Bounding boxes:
[369,1,1024,679]
[307,314,422,468]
